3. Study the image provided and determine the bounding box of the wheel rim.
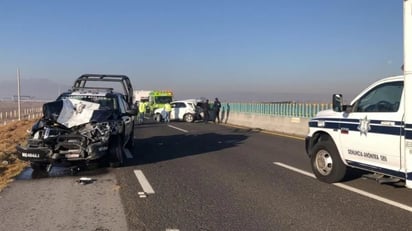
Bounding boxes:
[314,150,333,176]
[185,114,193,122]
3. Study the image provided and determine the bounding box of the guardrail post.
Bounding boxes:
[288,104,290,117]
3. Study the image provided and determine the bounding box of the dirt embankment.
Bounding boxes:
[0,120,36,191]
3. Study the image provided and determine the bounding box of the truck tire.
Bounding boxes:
[109,136,123,167]
[30,162,48,172]
[126,126,134,149]
[310,137,347,183]
[154,114,161,123]
[184,113,194,123]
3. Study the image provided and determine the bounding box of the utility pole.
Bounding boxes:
[17,67,21,121]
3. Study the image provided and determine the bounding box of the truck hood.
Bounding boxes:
[43,99,112,128]
[313,109,341,119]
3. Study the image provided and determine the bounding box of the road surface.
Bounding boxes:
[1,120,412,230]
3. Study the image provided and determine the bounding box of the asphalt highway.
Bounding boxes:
[1,120,412,230]
[120,120,412,230]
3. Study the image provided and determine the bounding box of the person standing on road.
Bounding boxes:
[164,102,172,123]
[138,101,146,124]
[202,99,209,123]
[213,98,221,123]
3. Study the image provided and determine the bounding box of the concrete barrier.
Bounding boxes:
[225,112,309,138]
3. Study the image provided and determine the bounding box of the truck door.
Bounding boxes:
[118,96,134,142]
[170,102,177,120]
[340,81,403,175]
[171,102,186,120]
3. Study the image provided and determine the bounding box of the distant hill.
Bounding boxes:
[0,78,70,101]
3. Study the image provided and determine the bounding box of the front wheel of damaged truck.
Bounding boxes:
[310,138,347,183]
[125,128,134,149]
[30,162,51,178]
[108,136,124,168]
[30,162,49,172]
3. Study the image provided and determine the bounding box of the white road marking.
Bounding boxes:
[138,192,147,198]
[274,162,315,178]
[124,148,133,159]
[134,170,155,195]
[139,194,147,198]
[167,124,188,133]
[165,229,180,231]
[273,162,412,213]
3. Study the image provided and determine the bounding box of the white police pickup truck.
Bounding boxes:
[305,0,412,188]
[305,75,407,185]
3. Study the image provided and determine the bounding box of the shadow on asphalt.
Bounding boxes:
[17,121,252,179]
[17,162,111,180]
[341,167,406,188]
[126,123,250,166]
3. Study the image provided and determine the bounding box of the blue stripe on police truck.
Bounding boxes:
[405,129,412,139]
[309,118,402,136]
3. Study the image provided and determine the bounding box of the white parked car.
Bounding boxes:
[153,100,198,123]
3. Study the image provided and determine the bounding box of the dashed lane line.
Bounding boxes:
[167,124,188,133]
[134,170,155,195]
[273,162,412,213]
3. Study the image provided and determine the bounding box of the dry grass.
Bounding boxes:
[0,119,36,191]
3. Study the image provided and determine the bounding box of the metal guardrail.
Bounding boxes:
[225,102,332,118]
[0,103,331,126]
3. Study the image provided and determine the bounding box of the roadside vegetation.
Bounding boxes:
[0,119,36,191]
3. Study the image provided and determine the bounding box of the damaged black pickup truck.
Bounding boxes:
[16,74,136,172]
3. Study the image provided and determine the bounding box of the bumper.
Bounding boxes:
[16,145,52,162]
[16,141,109,162]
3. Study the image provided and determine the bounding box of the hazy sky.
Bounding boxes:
[0,1,404,102]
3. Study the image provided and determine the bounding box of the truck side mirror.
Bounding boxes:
[332,94,343,112]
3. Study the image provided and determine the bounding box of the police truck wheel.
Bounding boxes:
[30,162,48,172]
[109,136,123,167]
[126,127,134,149]
[154,114,161,123]
[310,137,347,183]
[184,113,194,123]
